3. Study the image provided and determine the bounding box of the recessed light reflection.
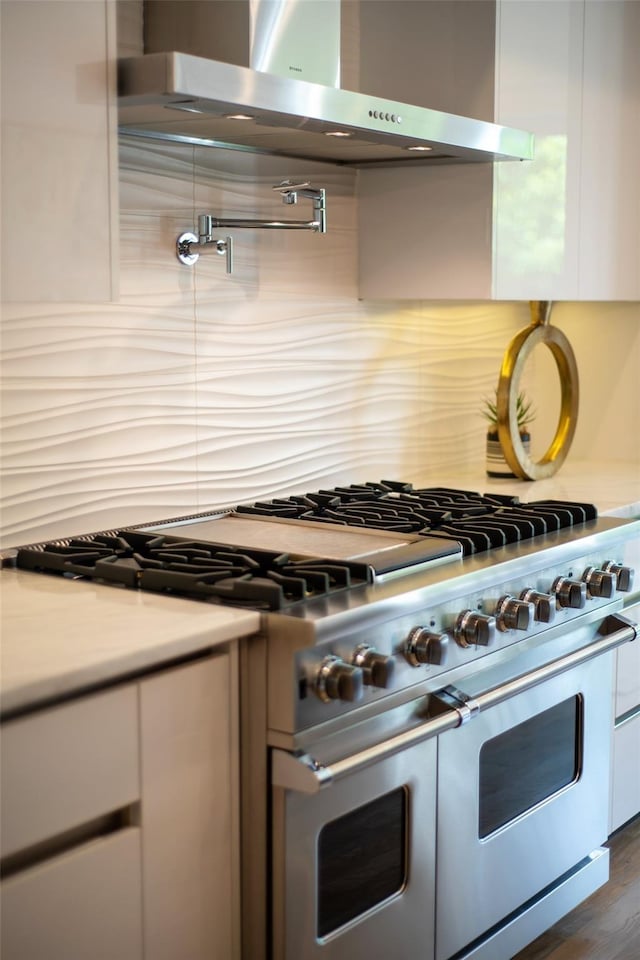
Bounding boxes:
[406,145,433,152]
[224,113,255,121]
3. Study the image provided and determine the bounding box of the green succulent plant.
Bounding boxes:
[482,389,536,431]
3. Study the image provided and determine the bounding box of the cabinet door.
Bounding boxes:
[610,715,640,833]
[493,0,584,300]
[579,0,640,299]
[139,653,239,960]
[1,829,143,960]
[358,162,494,300]
[610,600,640,833]
[0,0,118,302]
[615,630,640,718]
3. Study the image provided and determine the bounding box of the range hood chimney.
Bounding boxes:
[118,0,534,167]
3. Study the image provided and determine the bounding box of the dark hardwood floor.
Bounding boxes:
[512,814,640,960]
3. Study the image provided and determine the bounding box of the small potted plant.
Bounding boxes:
[482,389,535,478]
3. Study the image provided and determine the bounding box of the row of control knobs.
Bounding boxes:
[311,561,633,703]
[409,562,634,662]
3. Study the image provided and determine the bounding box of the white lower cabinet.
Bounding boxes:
[610,713,640,834]
[610,601,640,834]
[1,650,239,960]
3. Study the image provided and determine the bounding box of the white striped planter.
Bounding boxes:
[486,430,531,479]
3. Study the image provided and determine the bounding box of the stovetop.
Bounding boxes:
[5,481,607,614]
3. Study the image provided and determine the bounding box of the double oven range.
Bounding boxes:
[8,482,639,960]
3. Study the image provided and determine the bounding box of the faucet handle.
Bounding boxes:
[273,180,310,191]
[216,236,233,274]
[273,180,310,204]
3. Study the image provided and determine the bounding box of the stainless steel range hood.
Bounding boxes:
[117,0,534,167]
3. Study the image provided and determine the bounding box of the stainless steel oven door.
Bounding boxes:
[271,731,437,960]
[435,650,613,960]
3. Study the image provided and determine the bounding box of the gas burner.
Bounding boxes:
[15,530,371,611]
[235,482,598,556]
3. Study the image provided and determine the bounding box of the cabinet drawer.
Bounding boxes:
[1,827,143,960]
[610,712,640,833]
[1,685,139,858]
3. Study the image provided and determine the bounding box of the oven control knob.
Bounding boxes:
[494,595,534,632]
[551,576,587,609]
[454,610,496,648]
[404,628,449,667]
[520,588,556,624]
[581,566,616,599]
[314,656,364,703]
[602,561,635,593]
[352,644,396,688]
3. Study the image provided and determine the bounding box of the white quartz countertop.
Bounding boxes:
[420,459,640,518]
[1,460,637,717]
[0,570,259,717]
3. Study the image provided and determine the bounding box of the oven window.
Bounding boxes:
[478,696,582,839]
[317,787,407,938]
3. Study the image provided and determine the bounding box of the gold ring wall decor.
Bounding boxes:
[496,301,579,480]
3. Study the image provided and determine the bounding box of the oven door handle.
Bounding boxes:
[271,612,637,794]
[470,611,636,713]
[271,708,461,794]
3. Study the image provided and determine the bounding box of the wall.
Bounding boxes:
[527,301,640,465]
[0,0,638,548]
[2,131,638,548]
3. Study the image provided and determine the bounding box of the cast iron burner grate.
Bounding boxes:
[235,482,598,557]
[15,530,372,611]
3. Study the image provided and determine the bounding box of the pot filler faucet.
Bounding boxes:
[176,180,327,274]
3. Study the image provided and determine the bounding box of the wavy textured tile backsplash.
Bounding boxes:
[1,135,638,547]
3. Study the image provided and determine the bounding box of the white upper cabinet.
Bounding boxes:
[358,0,639,301]
[578,0,640,300]
[0,0,119,302]
[492,0,584,299]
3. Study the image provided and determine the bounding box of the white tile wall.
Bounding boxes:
[1,133,638,547]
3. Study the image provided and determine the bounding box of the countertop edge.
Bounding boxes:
[0,612,260,720]
[1,570,260,719]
